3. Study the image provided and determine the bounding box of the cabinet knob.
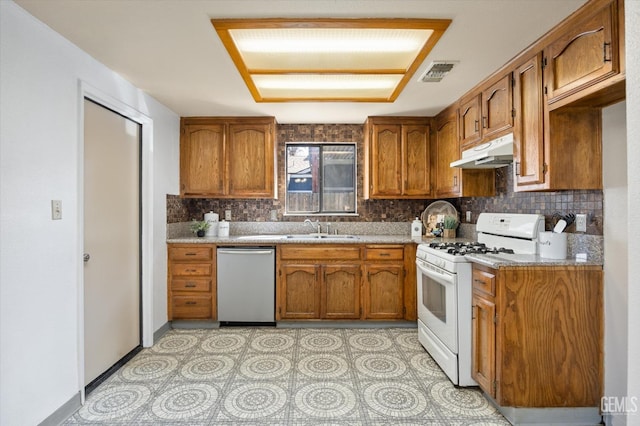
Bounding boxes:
[83,253,90,262]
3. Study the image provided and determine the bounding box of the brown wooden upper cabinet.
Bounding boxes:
[434,106,495,198]
[180,117,276,198]
[513,51,603,192]
[459,74,514,149]
[543,0,621,104]
[434,107,461,197]
[364,117,431,199]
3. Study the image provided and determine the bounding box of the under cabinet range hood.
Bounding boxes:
[450,133,514,169]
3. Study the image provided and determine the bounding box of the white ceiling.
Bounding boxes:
[15,0,587,123]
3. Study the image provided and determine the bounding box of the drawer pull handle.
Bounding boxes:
[185,252,197,256]
[186,301,197,305]
[185,283,196,288]
[186,269,197,273]
[379,253,390,257]
[474,279,484,284]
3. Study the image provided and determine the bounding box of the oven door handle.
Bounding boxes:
[416,260,455,284]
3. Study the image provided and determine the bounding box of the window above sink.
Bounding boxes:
[285,143,357,216]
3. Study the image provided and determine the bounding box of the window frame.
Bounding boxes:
[284,142,358,216]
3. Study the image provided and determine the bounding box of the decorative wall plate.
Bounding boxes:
[421,201,459,236]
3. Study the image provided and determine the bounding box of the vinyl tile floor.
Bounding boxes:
[64,327,509,425]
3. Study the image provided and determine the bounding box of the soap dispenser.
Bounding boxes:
[411,217,423,238]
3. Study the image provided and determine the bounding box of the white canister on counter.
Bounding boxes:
[218,220,230,238]
[411,217,423,238]
[538,231,567,259]
[204,211,219,237]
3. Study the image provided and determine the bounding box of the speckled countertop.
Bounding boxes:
[167,234,425,245]
[166,221,603,266]
[464,252,602,268]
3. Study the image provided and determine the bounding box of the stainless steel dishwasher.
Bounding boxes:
[216,247,275,324]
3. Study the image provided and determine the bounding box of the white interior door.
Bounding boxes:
[83,99,141,386]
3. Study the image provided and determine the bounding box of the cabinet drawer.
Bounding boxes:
[280,245,361,261]
[169,247,213,261]
[365,246,404,261]
[473,268,496,296]
[171,278,211,292]
[172,263,212,276]
[172,295,212,319]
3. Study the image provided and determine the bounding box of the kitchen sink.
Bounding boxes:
[285,234,359,240]
[234,234,359,241]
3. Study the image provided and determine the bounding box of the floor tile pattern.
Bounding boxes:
[64,328,509,425]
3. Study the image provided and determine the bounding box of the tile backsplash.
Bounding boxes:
[167,123,603,235]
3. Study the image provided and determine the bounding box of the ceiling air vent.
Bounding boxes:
[418,61,459,82]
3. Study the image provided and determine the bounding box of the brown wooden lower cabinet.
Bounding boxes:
[167,242,416,322]
[278,263,360,320]
[471,263,603,408]
[277,243,413,321]
[167,244,216,321]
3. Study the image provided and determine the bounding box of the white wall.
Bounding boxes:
[603,100,628,425]
[0,2,179,424]
[625,0,640,423]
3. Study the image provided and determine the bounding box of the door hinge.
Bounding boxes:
[511,76,515,87]
[493,314,498,324]
[493,380,497,393]
[541,57,547,69]
[543,163,548,174]
[544,86,548,95]
[511,108,516,118]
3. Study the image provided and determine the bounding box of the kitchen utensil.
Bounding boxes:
[553,219,567,233]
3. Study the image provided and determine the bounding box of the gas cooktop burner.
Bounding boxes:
[427,242,515,256]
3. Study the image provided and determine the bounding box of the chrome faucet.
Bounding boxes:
[304,218,321,234]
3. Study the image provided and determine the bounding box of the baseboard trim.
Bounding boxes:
[170,320,220,329]
[37,391,81,426]
[153,321,172,343]
[277,320,418,329]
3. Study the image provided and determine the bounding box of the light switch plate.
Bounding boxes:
[225,209,232,221]
[51,200,62,220]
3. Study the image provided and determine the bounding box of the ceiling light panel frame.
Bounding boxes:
[211,18,451,102]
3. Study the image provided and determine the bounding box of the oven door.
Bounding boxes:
[416,258,458,353]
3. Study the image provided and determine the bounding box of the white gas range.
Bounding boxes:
[415,213,545,386]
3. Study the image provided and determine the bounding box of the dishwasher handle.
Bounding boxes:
[217,249,274,255]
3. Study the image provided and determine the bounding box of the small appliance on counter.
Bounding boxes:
[204,211,219,237]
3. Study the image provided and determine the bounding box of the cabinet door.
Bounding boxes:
[513,54,546,189]
[482,74,513,140]
[434,110,461,197]
[322,265,361,319]
[544,1,619,102]
[402,125,431,196]
[369,124,402,197]
[459,94,482,147]
[472,292,496,397]
[279,264,320,319]
[180,124,225,196]
[228,123,274,197]
[364,264,404,319]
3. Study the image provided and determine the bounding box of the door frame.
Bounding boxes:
[77,81,154,402]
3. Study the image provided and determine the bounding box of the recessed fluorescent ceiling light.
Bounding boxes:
[211,19,451,102]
